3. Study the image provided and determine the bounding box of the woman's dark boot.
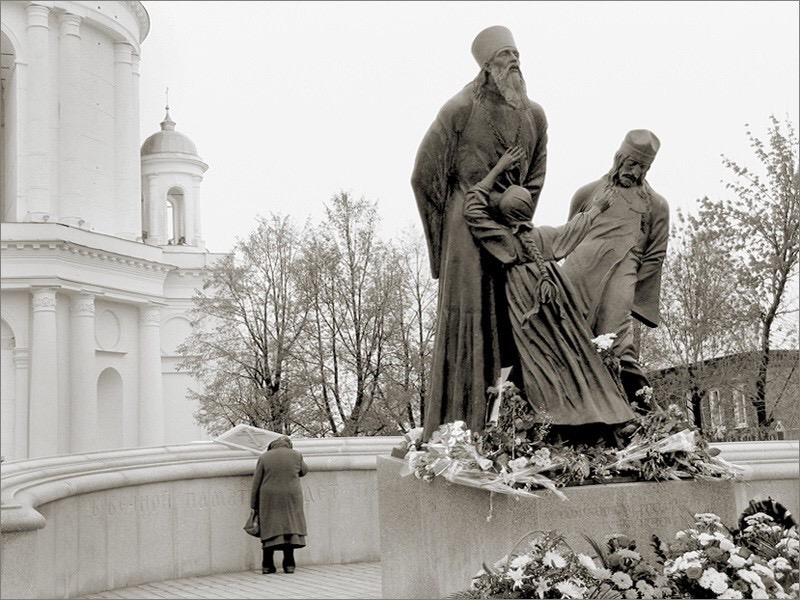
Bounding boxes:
[282,546,296,573]
[261,548,276,574]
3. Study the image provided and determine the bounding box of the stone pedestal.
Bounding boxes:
[377,456,738,600]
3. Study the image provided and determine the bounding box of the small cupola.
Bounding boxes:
[140,103,208,248]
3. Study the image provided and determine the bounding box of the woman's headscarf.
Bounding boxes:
[268,436,293,450]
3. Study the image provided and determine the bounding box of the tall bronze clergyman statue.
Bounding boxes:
[560,129,670,404]
[412,26,548,441]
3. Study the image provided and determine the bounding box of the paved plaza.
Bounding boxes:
[79,562,382,600]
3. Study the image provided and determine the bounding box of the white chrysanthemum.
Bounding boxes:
[612,571,633,589]
[749,563,775,580]
[769,556,792,572]
[728,553,747,568]
[532,447,552,467]
[617,549,641,560]
[719,589,744,599]
[737,569,765,589]
[509,553,533,569]
[543,550,567,568]
[636,580,655,596]
[698,532,716,546]
[623,588,638,600]
[577,553,597,570]
[699,568,725,590]
[555,580,586,598]
[751,588,769,599]
[683,551,701,561]
[695,513,724,526]
[717,537,735,552]
[697,567,728,595]
[593,567,612,581]
[777,537,800,558]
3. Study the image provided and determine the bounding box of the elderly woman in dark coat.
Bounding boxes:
[249,436,309,574]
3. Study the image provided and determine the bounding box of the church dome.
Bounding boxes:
[141,108,198,156]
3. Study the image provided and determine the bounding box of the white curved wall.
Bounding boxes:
[1,437,399,599]
[1,439,798,599]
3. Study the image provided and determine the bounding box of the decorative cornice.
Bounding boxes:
[0,241,174,275]
[122,1,150,43]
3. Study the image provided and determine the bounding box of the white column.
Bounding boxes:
[29,288,58,457]
[191,174,205,248]
[70,294,97,452]
[138,305,164,446]
[13,349,30,460]
[25,3,52,221]
[114,42,140,239]
[132,51,142,240]
[58,12,83,226]
[146,175,165,246]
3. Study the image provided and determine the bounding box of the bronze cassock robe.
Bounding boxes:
[560,179,669,367]
[411,82,547,441]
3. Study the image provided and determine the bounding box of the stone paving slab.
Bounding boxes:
[78,562,382,599]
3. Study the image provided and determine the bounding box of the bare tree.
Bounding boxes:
[640,209,756,425]
[294,192,401,435]
[378,228,437,430]
[695,116,799,425]
[177,214,308,435]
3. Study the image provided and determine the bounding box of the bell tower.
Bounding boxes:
[140,103,208,248]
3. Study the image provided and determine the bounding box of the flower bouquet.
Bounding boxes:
[456,499,799,599]
[467,530,600,599]
[403,379,741,498]
[652,505,799,599]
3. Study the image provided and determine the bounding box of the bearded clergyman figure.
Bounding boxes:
[411,26,548,441]
[560,130,670,405]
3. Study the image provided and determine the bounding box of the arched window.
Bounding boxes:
[733,390,748,429]
[165,198,175,244]
[165,186,185,244]
[1,319,16,459]
[97,367,123,449]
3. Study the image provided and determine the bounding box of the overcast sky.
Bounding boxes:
[137,1,800,254]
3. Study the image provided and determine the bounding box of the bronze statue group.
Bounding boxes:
[412,26,669,447]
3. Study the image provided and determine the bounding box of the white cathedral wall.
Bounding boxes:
[0,285,214,459]
[0,2,219,459]
[94,298,141,449]
[1,1,142,235]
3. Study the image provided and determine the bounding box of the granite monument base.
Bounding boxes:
[377,456,739,600]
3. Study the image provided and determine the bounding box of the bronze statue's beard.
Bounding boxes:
[490,65,527,109]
